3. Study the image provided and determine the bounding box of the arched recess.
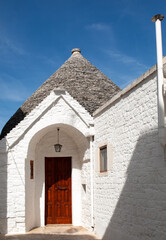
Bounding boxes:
[25,123,90,231]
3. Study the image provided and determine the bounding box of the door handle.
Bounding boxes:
[57,186,68,190]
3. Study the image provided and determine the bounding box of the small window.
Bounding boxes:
[100,146,107,172]
[30,160,34,179]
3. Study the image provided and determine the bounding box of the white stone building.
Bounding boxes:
[0,44,166,239]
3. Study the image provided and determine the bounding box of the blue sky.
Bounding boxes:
[0,0,166,132]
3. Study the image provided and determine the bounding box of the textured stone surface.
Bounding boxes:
[94,72,166,240]
[1,50,166,238]
[0,50,120,139]
[0,90,93,234]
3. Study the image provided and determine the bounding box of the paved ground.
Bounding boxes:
[0,225,101,240]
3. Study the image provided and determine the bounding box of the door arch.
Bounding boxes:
[26,124,90,231]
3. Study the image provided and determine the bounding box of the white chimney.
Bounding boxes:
[151,14,166,145]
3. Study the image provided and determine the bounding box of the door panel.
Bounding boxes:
[45,157,72,224]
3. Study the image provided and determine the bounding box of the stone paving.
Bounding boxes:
[0,225,101,240]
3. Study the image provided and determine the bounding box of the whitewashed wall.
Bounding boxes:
[0,139,7,234]
[34,130,81,227]
[94,71,166,240]
[81,159,91,230]
[26,125,91,232]
[0,90,93,234]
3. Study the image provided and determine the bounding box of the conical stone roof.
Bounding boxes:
[0,48,120,139]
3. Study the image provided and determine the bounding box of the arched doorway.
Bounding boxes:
[26,124,90,231]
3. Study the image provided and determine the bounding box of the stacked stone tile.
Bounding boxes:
[0,48,120,139]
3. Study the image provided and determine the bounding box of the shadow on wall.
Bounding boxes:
[102,129,166,240]
[0,139,7,234]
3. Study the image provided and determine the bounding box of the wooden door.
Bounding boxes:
[45,157,72,224]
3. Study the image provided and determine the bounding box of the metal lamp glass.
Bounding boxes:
[54,128,62,152]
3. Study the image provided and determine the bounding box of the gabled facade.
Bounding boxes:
[0,49,166,240]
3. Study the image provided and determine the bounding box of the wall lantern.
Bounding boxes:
[54,128,62,152]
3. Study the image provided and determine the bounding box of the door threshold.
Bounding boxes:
[46,224,73,227]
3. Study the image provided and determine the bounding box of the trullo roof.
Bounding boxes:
[0,48,120,139]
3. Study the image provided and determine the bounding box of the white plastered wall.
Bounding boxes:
[33,126,89,228]
[0,139,8,234]
[0,90,93,234]
[94,71,166,240]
